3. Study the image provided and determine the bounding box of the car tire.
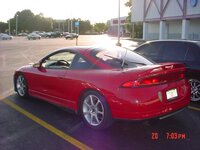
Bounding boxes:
[189,79,200,101]
[80,91,113,130]
[15,74,29,97]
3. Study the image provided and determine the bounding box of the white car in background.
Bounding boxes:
[0,33,13,40]
[65,33,79,39]
[27,33,41,40]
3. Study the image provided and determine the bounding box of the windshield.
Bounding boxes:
[91,47,154,69]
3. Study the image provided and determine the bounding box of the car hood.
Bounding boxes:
[15,64,33,72]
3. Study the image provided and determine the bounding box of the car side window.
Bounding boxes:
[185,43,200,61]
[134,44,149,55]
[70,55,98,70]
[135,42,163,61]
[162,42,187,61]
[42,51,75,69]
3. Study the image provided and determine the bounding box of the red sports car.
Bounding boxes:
[14,46,190,129]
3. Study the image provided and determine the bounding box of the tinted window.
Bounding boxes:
[185,43,200,61]
[91,47,153,69]
[162,42,187,61]
[70,55,98,70]
[42,51,75,69]
[134,42,163,61]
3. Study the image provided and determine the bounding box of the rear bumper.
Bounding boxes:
[158,107,185,120]
[112,97,190,120]
[109,79,191,120]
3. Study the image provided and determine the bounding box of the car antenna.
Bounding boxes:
[121,48,128,69]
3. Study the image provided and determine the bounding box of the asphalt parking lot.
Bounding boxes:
[0,35,200,150]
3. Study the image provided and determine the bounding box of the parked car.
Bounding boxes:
[0,33,13,40]
[37,31,47,37]
[65,33,79,39]
[27,33,41,40]
[62,32,70,36]
[46,31,62,38]
[45,32,53,38]
[134,40,200,101]
[14,46,190,129]
[31,31,47,38]
[18,33,28,36]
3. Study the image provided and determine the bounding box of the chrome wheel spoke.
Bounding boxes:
[97,110,104,115]
[89,95,95,106]
[94,114,100,124]
[16,75,26,97]
[94,101,100,107]
[83,94,104,126]
[90,114,94,125]
[189,79,200,101]
[84,100,91,108]
[83,110,90,115]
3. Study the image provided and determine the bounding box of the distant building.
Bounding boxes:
[107,17,129,37]
[131,0,200,40]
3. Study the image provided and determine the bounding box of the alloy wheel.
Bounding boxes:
[189,79,200,101]
[16,75,27,97]
[82,94,104,126]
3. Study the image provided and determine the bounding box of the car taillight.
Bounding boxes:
[121,81,135,88]
[134,76,165,86]
[121,73,185,88]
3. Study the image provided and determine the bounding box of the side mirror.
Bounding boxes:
[33,62,40,68]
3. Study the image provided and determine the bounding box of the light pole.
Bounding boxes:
[71,20,73,33]
[68,19,70,32]
[16,15,18,36]
[63,22,65,32]
[77,20,80,35]
[116,0,121,46]
[8,19,11,35]
[58,22,61,32]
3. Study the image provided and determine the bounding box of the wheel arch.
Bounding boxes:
[14,71,29,97]
[14,71,21,91]
[77,88,107,115]
[14,71,27,92]
[77,88,114,129]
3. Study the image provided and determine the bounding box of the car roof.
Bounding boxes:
[56,46,93,52]
[145,39,200,44]
[46,46,97,57]
[55,46,129,55]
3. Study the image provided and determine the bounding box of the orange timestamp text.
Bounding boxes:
[152,132,187,140]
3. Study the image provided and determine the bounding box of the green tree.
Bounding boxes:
[125,0,132,37]
[93,23,107,33]
[0,22,8,33]
[34,14,53,31]
[133,22,143,38]
[125,0,142,38]
[79,20,92,34]
[7,9,93,34]
[16,10,35,32]
[8,9,53,33]
[125,0,132,7]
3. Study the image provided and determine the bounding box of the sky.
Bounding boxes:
[0,0,130,24]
